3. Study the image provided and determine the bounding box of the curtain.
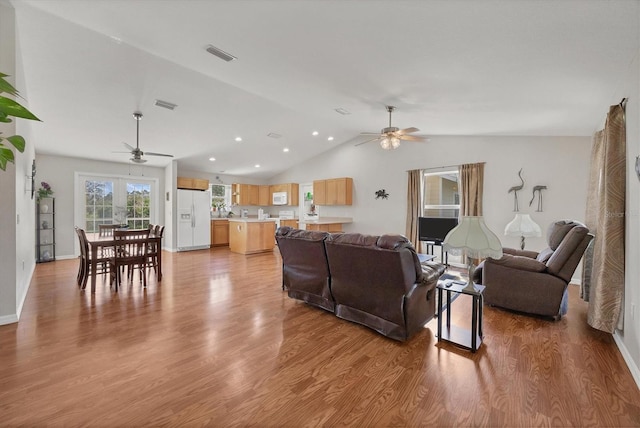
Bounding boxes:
[459,162,485,216]
[581,102,626,333]
[406,169,422,251]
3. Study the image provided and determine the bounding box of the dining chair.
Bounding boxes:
[109,229,150,290]
[147,225,165,275]
[75,227,110,289]
[99,223,128,237]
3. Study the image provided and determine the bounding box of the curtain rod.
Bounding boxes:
[407,161,486,172]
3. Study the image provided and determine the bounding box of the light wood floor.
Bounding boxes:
[1,248,639,427]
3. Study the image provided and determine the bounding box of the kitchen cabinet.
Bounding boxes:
[269,183,299,206]
[211,220,229,246]
[258,185,270,206]
[313,177,352,205]
[178,177,210,191]
[279,219,299,228]
[228,220,276,254]
[249,184,260,205]
[232,183,251,205]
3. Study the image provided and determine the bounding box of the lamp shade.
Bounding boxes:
[504,213,542,238]
[443,216,503,259]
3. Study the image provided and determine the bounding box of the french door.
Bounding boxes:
[76,173,157,234]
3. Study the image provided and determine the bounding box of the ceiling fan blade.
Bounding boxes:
[360,132,382,136]
[145,152,174,158]
[399,135,429,142]
[354,137,381,147]
[123,142,135,152]
[397,127,420,135]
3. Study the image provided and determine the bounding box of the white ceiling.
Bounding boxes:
[10,0,640,179]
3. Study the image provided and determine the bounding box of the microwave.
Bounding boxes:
[273,192,288,205]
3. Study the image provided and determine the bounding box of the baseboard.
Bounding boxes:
[0,314,19,326]
[613,331,640,391]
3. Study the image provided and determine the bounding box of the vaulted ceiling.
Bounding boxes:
[11,0,640,178]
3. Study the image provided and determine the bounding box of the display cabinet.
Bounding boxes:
[36,197,56,263]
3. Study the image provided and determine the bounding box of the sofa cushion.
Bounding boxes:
[547,220,578,250]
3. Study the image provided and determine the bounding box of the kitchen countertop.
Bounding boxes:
[299,217,352,224]
[228,217,279,223]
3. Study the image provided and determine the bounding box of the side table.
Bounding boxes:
[437,280,485,352]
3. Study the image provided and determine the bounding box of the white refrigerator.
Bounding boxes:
[177,189,211,251]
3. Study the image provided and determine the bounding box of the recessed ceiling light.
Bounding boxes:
[254,164,260,168]
[334,107,351,115]
[327,136,334,141]
[283,147,289,152]
[209,157,216,161]
[235,137,242,142]
[312,131,319,136]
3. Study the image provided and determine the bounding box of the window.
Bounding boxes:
[126,182,151,229]
[423,169,460,218]
[210,184,232,210]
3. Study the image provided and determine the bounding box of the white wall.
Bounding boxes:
[615,16,640,388]
[0,1,37,324]
[270,135,591,255]
[36,154,166,257]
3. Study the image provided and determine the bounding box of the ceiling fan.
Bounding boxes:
[355,106,429,150]
[116,112,174,163]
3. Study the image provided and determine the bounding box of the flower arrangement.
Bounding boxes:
[37,181,53,200]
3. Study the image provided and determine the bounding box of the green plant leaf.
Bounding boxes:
[0,96,40,121]
[0,146,15,170]
[6,135,25,152]
[0,75,19,97]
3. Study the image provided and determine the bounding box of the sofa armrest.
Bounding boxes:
[420,261,446,283]
[488,254,547,273]
[502,247,539,259]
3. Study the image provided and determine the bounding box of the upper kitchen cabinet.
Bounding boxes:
[258,185,270,206]
[178,177,210,191]
[269,183,299,206]
[313,177,353,205]
[232,183,251,205]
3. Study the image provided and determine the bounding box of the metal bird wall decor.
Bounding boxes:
[375,189,389,200]
[508,169,525,211]
[529,185,547,212]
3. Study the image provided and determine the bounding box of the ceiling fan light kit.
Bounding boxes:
[356,105,428,150]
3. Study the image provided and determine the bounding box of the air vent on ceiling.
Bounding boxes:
[154,99,178,110]
[205,44,237,62]
[334,107,351,115]
[267,132,282,139]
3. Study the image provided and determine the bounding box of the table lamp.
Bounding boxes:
[443,216,503,293]
[504,213,541,250]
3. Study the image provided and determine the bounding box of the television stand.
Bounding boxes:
[421,240,449,266]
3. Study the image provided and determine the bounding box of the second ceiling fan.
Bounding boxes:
[355,106,429,150]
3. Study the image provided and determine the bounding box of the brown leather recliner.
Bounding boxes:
[473,220,593,319]
[325,233,445,341]
[275,226,334,312]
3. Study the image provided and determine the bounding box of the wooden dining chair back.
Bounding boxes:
[98,224,123,237]
[147,225,165,275]
[75,227,109,289]
[109,229,150,290]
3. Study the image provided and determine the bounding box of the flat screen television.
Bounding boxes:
[418,217,458,243]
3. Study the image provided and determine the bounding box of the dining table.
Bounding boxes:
[86,231,162,293]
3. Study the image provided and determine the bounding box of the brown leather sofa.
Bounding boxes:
[276,227,445,341]
[275,227,333,312]
[472,220,593,319]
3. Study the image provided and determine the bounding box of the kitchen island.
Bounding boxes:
[228,218,277,254]
[299,217,352,232]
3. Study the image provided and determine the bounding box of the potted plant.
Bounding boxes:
[0,72,40,171]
